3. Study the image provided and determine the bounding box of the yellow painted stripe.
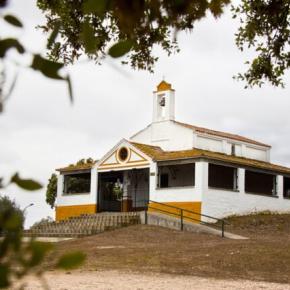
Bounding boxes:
[148,201,202,223]
[55,204,97,221]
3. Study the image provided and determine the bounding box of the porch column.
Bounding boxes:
[55,174,64,221]
[195,161,208,198]
[195,161,208,223]
[149,162,158,201]
[90,168,98,210]
[277,175,283,199]
[56,174,64,201]
[238,168,245,194]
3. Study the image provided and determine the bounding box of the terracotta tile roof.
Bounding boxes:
[56,161,97,173]
[130,142,164,158]
[174,121,271,148]
[130,141,290,174]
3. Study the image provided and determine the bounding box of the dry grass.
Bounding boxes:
[43,213,290,284]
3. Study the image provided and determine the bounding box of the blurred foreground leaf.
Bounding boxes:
[3,14,23,27]
[0,194,86,288]
[31,54,73,101]
[0,38,25,58]
[83,0,107,15]
[47,20,60,49]
[10,173,42,191]
[31,54,64,80]
[0,264,9,288]
[81,20,97,53]
[27,241,53,267]
[66,75,73,103]
[108,40,133,58]
[56,252,86,270]
[3,211,22,231]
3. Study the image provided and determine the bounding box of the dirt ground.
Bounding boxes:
[14,270,290,290]
[41,213,290,285]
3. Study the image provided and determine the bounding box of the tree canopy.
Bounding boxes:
[46,173,57,208]
[233,0,290,87]
[37,0,290,87]
[37,0,230,72]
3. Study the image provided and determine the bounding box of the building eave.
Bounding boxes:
[56,162,97,173]
[131,141,290,175]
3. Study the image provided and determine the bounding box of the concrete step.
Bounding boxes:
[25,212,141,238]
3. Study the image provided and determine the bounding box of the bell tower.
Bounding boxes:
[153,81,175,123]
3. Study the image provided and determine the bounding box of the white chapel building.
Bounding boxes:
[55,81,290,221]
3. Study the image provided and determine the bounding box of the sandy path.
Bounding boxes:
[13,270,290,290]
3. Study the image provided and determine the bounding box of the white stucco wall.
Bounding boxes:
[246,146,268,161]
[196,136,223,153]
[151,121,170,142]
[223,142,242,156]
[132,118,270,162]
[202,168,290,219]
[150,186,201,202]
[131,120,194,151]
[131,126,151,145]
[149,161,203,202]
[56,169,97,207]
[195,134,269,161]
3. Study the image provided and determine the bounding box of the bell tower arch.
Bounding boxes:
[153,81,175,123]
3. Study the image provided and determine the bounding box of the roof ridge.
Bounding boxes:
[173,120,271,148]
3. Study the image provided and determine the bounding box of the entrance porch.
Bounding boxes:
[97,168,149,212]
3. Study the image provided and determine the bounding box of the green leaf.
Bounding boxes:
[0,264,9,288]
[108,40,133,58]
[80,20,97,53]
[3,14,23,27]
[5,72,18,99]
[83,0,108,15]
[4,212,23,231]
[31,55,73,102]
[66,75,73,103]
[10,173,42,191]
[28,242,53,267]
[0,38,25,58]
[31,54,64,80]
[47,21,60,49]
[56,252,86,270]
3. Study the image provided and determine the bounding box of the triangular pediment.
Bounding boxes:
[97,140,151,170]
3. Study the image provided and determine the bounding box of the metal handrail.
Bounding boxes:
[146,199,228,237]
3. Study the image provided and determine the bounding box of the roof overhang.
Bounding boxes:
[131,141,290,175]
[56,166,93,174]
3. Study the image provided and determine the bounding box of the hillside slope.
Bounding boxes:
[44,213,290,284]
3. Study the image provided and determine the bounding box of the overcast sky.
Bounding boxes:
[1,0,290,228]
